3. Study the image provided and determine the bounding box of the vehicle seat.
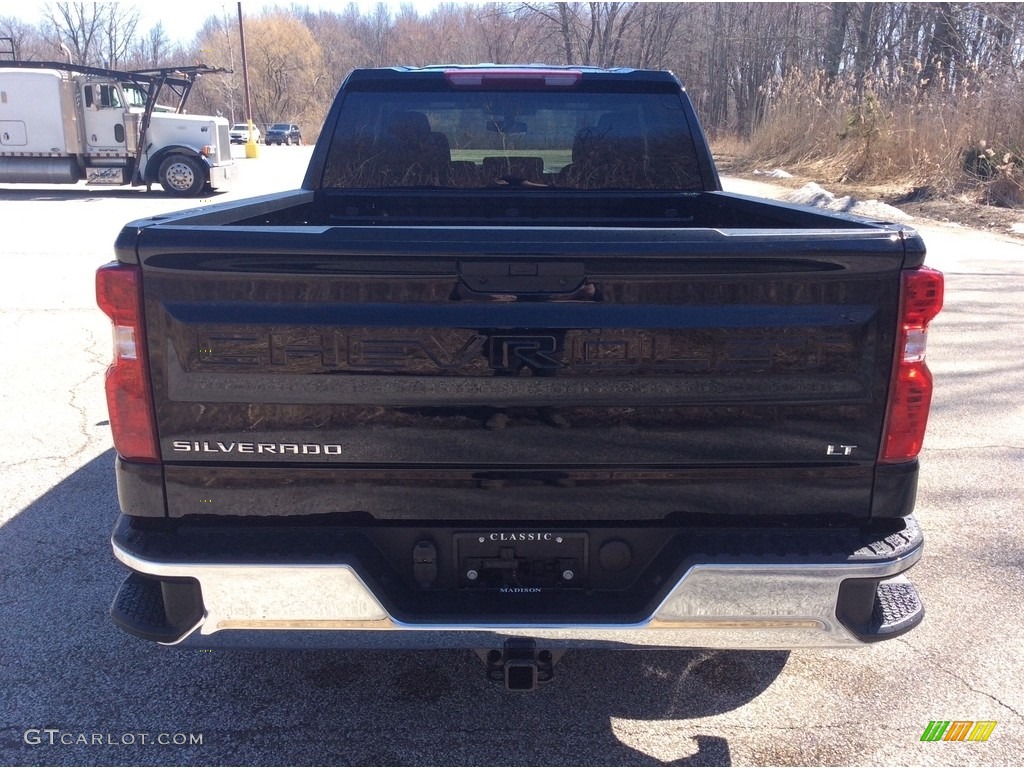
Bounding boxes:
[449,160,482,187]
[378,110,451,186]
[559,112,644,189]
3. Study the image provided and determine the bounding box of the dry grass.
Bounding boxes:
[735,69,1024,206]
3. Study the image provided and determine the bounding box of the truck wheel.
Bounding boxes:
[159,155,206,197]
[284,136,291,146]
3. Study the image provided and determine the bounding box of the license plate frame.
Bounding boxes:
[454,531,588,589]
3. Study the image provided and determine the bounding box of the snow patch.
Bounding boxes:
[753,168,793,179]
[1011,223,1024,234]
[787,182,912,221]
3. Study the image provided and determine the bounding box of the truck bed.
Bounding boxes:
[141,187,894,230]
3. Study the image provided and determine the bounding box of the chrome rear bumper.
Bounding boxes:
[111,516,924,649]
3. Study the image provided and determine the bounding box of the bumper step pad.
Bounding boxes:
[871,577,924,638]
[837,574,924,642]
[111,572,203,643]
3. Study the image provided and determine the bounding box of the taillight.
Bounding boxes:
[96,262,159,462]
[444,68,582,89]
[881,266,944,462]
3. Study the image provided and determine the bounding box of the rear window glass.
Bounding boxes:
[322,90,702,191]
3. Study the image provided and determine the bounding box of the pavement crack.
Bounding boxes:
[66,324,109,462]
[3,456,71,470]
[894,637,1020,719]
[940,668,1023,719]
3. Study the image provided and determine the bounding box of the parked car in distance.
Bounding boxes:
[266,122,301,145]
[229,123,261,144]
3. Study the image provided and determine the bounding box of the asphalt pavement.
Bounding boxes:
[0,149,1021,766]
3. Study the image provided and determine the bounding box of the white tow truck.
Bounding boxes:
[0,61,235,196]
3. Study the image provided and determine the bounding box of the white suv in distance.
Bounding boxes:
[229,123,261,144]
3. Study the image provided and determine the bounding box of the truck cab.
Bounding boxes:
[0,61,234,196]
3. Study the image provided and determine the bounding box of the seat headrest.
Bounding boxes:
[386,111,432,141]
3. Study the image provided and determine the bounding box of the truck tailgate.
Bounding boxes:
[134,224,911,521]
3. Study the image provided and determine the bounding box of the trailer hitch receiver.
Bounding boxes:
[479,639,562,690]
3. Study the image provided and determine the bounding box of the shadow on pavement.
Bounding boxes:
[0,451,788,766]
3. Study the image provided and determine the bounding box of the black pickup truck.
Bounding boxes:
[98,65,943,688]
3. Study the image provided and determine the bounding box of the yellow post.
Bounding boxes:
[245,118,259,158]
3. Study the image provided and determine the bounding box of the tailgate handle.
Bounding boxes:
[459,261,586,294]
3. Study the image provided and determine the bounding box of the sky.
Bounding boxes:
[9,1,456,47]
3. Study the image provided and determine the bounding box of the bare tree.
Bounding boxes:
[102,2,139,68]
[525,2,639,67]
[191,13,326,134]
[42,1,104,65]
[822,3,851,81]
[296,8,361,98]
[41,1,139,67]
[631,3,685,69]
[125,22,175,70]
[356,2,394,67]
[473,3,530,64]
[0,15,50,60]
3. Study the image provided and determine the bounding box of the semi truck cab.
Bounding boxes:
[0,61,234,196]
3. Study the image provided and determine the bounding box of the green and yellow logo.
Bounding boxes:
[921,721,997,742]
